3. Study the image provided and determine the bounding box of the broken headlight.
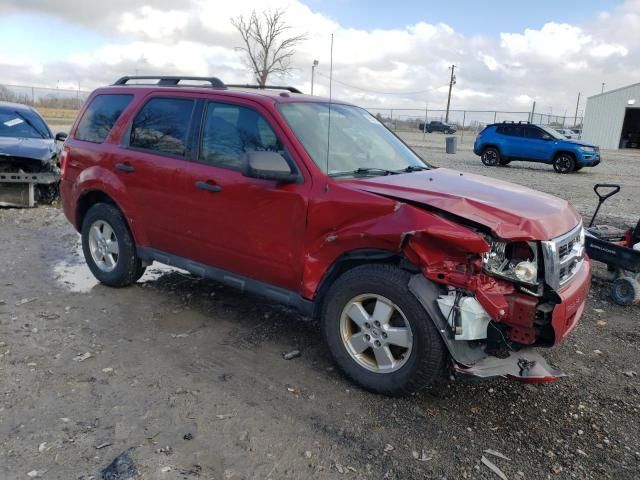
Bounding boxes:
[483,240,540,286]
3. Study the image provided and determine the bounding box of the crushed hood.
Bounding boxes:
[345,168,581,241]
[0,137,56,163]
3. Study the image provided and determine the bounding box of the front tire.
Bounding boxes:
[321,264,445,396]
[81,203,145,287]
[481,147,500,166]
[553,153,576,174]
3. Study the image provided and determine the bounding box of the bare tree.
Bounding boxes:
[231,9,307,86]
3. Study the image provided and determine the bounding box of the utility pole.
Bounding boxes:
[311,59,319,95]
[445,65,456,123]
[601,82,605,93]
[574,92,580,127]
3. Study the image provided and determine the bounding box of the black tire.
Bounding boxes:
[481,147,500,166]
[321,264,445,396]
[81,203,145,287]
[611,276,640,306]
[498,159,511,166]
[553,153,576,174]
[574,165,583,171]
[426,129,432,133]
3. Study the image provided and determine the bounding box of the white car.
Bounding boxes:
[555,128,580,140]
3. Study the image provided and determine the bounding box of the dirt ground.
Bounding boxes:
[1,137,639,480]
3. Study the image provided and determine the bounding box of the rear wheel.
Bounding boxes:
[553,153,576,174]
[611,276,640,306]
[481,147,500,166]
[81,203,145,287]
[321,264,445,396]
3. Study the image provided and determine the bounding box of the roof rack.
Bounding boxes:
[113,76,225,88]
[226,84,303,94]
[500,120,531,124]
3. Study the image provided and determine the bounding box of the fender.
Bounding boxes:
[74,165,149,246]
[301,199,490,299]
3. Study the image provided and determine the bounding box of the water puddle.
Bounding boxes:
[53,239,187,293]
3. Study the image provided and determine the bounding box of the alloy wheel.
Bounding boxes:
[88,220,120,273]
[339,294,413,373]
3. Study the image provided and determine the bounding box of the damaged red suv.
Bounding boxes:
[60,76,591,395]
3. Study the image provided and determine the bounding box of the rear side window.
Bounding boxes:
[75,94,133,143]
[199,102,283,169]
[130,98,195,156]
[497,125,523,137]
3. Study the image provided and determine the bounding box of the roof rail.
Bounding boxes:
[226,84,303,94]
[500,120,531,124]
[113,76,225,88]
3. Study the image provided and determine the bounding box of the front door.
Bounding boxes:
[177,99,311,291]
[523,125,555,161]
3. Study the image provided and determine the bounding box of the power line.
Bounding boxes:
[315,71,433,96]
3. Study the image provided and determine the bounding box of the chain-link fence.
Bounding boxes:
[0,84,90,124]
[1,83,584,140]
[365,107,584,142]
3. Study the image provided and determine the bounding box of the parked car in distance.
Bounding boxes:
[60,76,591,395]
[555,128,580,140]
[474,122,600,174]
[418,120,457,134]
[0,101,67,205]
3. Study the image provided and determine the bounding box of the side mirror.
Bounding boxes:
[55,132,68,142]
[542,134,552,140]
[242,151,300,183]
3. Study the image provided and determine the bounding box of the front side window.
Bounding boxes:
[130,98,195,156]
[199,102,283,169]
[75,94,132,143]
[278,102,428,176]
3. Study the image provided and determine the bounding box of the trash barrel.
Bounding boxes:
[445,136,457,154]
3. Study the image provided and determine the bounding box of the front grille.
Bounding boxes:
[542,223,585,290]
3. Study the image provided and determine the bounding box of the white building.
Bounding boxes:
[582,82,640,150]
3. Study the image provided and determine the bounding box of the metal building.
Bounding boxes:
[582,82,640,150]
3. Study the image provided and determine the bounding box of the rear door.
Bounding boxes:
[496,124,525,158]
[175,98,311,291]
[118,94,200,253]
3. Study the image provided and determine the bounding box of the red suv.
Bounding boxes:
[60,76,591,395]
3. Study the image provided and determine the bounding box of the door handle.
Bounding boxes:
[195,180,222,193]
[115,163,135,173]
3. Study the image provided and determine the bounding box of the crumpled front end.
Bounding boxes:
[404,221,590,383]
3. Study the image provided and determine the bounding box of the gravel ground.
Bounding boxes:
[0,135,639,479]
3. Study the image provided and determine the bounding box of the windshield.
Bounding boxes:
[0,107,51,139]
[278,102,428,177]
[539,125,564,140]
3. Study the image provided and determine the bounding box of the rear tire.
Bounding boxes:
[553,153,576,174]
[321,264,445,396]
[81,203,145,287]
[611,277,640,306]
[481,147,500,166]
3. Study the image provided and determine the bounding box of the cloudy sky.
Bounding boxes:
[0,0,638,114]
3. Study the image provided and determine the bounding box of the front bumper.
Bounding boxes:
[577,149,601,166]
[550,257,591,344]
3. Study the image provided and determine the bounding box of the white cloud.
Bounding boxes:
[500,23,592,60]
[119,6,190,40]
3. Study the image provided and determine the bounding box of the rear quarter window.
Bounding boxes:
[75,94,133,143]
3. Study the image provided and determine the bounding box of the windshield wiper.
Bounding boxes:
[329,167,400,178]
[398,165,429,173]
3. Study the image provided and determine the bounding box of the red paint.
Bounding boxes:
[60,83,591,354]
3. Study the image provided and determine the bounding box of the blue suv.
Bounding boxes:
[473,122,600,174]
